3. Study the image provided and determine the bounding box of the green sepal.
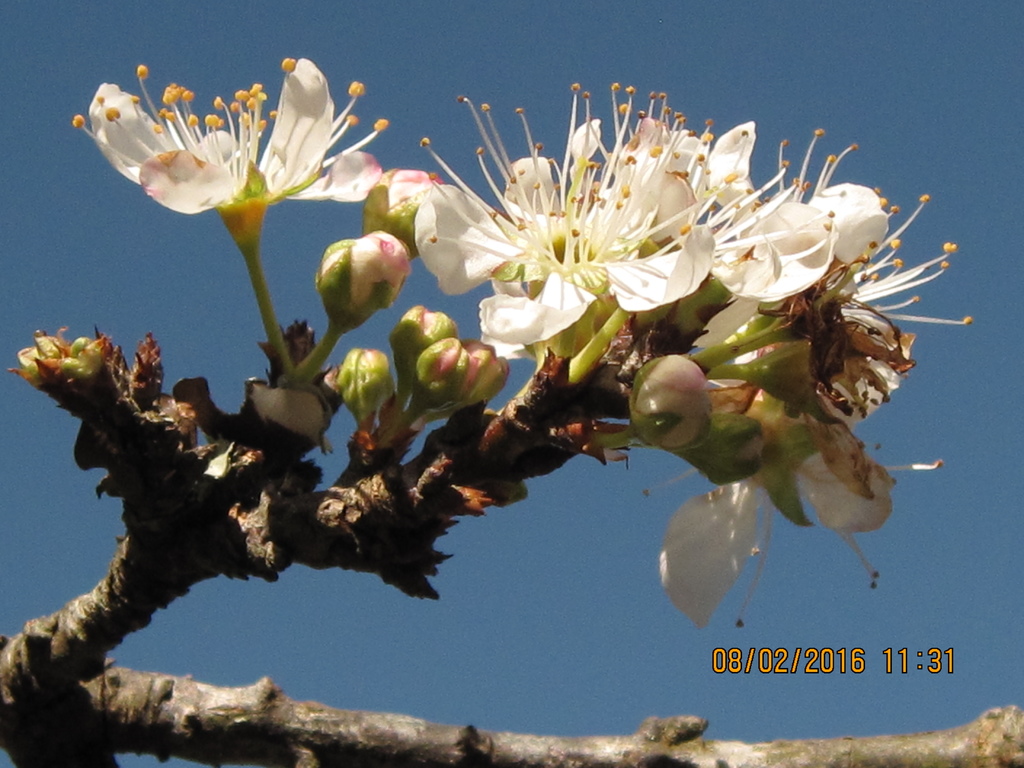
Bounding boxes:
[673,412,763,485]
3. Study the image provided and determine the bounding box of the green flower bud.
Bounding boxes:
[411,337,470,413]
[362,169,436,255]
[390,306,459,404]
[461,340,509,404]
[630,355,711,450]
[673,412,764,485]
[316,232,411,333]
[335,348,395,424]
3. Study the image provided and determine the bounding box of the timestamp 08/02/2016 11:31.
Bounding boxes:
[711,647,954,675]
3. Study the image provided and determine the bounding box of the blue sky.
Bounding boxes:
[1,2,1019,765]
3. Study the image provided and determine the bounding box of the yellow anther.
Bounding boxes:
[826,154,838,163]
[625,85,636,95]
[348,81,366,97]
[205,114,221,128]
[943,242,958,253]
[374,118,389,132]
[940,260,950,269]
[481,103,491,112]
[962,316,974,325]
[701,132,714,143]
[428,235,438,244]
[890,205,901,214]
[611,83,621,91]
[476,147,485,156]
[96,95,106,106]
[879,197,889,207]
[621,184,631,198]
[229,101,240,113]
[723,172,739,184]
[71,114,86,128]
[269,109,278,119]
[618,103,629,115]
[814,128,825,137]
[131,95,141,104]
[420,137,431,147]
[582,91,591,99]
[258,119,267,131]
[890,238,902,249]
[153,125,164,134]
[234,89,249,102]
[346,114,359,126]
[213,96,226,110]
[136,64,149,79]
[781,139,790,147]
[515,107,525,114]
[893,258,904,268]
[250,83,263,96]
[850,143,859,151]
[104,107,121,121]
[187,114,199,127]
[535,142,544,151]
[649,146,664,158]
[182,89,195,102]
[246,97,258,111]
[920,194,932,203]
[281,58,297,73]
[679,224,692,236]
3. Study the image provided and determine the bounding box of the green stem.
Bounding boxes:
[290,322,345,384]
[567,307,629,384]
[238,238,294,376]
[690,325,794,371]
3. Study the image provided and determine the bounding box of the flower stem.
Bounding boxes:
[568,306,629,383]
[220,200,294,375]
[290,322,345,383]
[690,322,794,371]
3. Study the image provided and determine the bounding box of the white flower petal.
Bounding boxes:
[799,453,894,533]
[139,151,237,215]
[809,183,889,263]
[88,84,178,182]
[570,118,602,160]
[479,272,592,346]
[260,58,335,195]
[608,225,714,311]
[290,150,382,201]
[416,185,520,294]
[709,121,756,194]
[660,482,759,628]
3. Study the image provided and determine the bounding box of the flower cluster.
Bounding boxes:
[69,62,964,628]
[416,84,967,626]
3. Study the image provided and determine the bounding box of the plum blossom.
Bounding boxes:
[416,86,734,352]
[75,58,384,214]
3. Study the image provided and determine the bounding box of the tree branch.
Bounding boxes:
[89,667,1024,768]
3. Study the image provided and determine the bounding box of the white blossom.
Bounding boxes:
[76,58,384,214]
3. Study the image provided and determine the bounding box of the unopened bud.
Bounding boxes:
[316,231,411,333]
[412,337,469,412]
[630,355,711,450]
[390,306,459,404]
[362,169,437,254]
[335,348,395,424]
[461,340,509,404]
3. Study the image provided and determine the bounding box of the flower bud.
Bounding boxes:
[316,231,411,333]
[412,337,470,412]
[362,169,437,255]
[461,340,509,404]
[390,306,459,404]
[630,355,711,450]
[334,348,395,424]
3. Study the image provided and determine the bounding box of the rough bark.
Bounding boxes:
[2,328,1014,767]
